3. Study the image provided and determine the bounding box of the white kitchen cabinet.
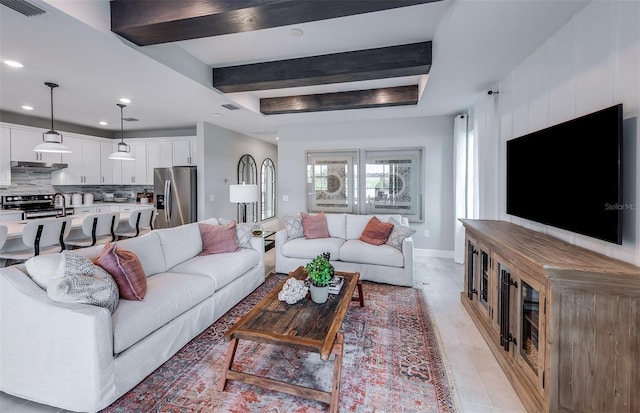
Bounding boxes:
[147,141,172,181]
[100,141,115,185]
[52,136,101,185]
[10,128,62,163]
[121,141,148,185]
[73,206,97,214]
[96,205,119,213]
[0,127,11,186]
[0,212,23,222]
[118,205,153,212]
[172,138,197,166]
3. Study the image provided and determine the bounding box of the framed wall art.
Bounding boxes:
[362,148,423,222]
[306,150,358,213]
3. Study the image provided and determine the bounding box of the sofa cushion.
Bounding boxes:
[346,214,402,240]
[116,231,166,276]
[360,217,394,246]
[170,248,260,291]
[283,215,304,239]
[301,212,329,239]
[281,237,345,261]
[386,217,416,250]
[325,213,346,239]
[95,243,147,300]
[156,223,202,269]
[339,239,404,268]
[199,222,239,255]
[111,272,216,354]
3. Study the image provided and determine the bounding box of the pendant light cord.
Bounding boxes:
[49,85,54,130]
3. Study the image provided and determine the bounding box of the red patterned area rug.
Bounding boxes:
[102,273,458,412]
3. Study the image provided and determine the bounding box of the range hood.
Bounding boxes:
[11,161,68,172]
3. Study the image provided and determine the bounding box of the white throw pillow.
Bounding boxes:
[385,217,416,250]
[283,215,304,239]
[218,218,252,248]
[25,254,63,290]
[47,251,119,313]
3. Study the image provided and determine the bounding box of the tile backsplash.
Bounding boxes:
[0,170,152,199]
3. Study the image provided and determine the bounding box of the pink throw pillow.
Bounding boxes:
[301,212,330,239]
[199,222,239,255]
[360,217,394,246]
[94,243,147,300]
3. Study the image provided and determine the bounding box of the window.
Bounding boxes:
[261,158,275,220]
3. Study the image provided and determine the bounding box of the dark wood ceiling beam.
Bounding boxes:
[214,42,431,93]
[260,85,419,115]
[110,0,441,46]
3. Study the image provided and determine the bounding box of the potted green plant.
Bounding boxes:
[305,252,334,304]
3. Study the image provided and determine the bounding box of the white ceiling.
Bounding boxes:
[0,0,589,143]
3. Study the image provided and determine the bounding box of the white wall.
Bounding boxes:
[196,121,278,223]
[277,115,455,251]
[490,1,640,265]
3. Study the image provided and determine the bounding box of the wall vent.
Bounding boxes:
[123,117,139,122]
[0,0,46,17]
[221,103,241,111]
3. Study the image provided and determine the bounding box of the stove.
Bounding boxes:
[1,194,75,219]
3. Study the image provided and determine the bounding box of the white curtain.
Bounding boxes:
[453,114,468,264]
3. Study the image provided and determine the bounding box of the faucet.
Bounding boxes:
[52,193,66,217]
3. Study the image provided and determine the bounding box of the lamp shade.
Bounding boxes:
[229,184,258,203]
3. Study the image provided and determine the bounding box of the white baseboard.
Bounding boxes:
[414,248,454,259]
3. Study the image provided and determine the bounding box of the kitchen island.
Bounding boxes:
[1,207,153,255]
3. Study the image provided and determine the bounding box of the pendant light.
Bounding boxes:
[33,82,71,154]
[109,103,135,161]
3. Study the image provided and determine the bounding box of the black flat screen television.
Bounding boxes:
[506,104,623,244]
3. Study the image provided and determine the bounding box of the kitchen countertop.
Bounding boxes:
[69,201,153,208]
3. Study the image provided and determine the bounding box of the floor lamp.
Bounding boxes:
[229,184,258,223]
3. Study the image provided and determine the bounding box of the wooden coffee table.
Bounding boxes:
[217,266,361,412]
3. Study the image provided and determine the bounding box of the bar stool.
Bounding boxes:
[0,217,72,264]
[115,208,155,239]
[65,212,120,248]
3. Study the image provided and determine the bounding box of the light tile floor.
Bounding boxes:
[0,252,525,412]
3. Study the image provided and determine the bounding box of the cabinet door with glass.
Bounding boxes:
[515,271,546,396]
[464,236,480,302]
[493,254,518,353]
[476,242,493,320]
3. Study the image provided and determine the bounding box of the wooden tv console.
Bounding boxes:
[460,219,640,413]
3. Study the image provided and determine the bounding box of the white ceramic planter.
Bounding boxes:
[310,284,329,304]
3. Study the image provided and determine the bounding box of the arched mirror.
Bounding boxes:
[261,158,276,220]
[237,154,257,222]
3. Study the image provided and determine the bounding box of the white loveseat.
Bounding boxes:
[0,219,265,413]
[275,213,414,287]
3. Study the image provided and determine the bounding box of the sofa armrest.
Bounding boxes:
[250,235,265,269]
[402,236,414,283]
[0,265,115,410]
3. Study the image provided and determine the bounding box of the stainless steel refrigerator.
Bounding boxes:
[154,166,197,228]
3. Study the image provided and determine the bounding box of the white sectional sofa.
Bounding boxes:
[0,219,265,413]
[275,213,414,287]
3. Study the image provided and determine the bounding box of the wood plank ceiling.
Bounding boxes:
[110,0,439,114]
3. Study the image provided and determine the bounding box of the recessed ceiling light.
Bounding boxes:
[276,136,280,140]
[212,113,223,117]
[21,105,34,111]
[4,60,23,68]
[99,121,108,126]
[290,28,303,37]
[119,98,131,104]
